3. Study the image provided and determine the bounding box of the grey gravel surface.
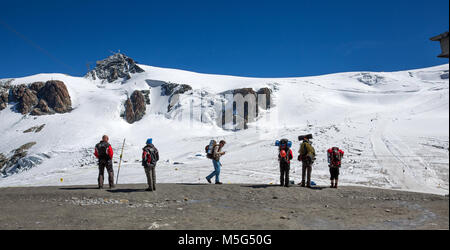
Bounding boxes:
[0,184,448,230]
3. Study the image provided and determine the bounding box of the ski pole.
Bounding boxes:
[116,138,126,185]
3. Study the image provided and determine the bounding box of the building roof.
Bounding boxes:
[430,31,449,41]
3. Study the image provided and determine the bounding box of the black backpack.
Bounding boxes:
[142,146,159,167]
[96,141,111,160]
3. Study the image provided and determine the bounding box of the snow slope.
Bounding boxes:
[0,63,448,195]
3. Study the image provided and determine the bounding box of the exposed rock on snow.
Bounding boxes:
[0,89,9,110]
[23,124,46,133]
[36,80,72,114]
[355,73,386,86]
[124,90,147,124]
[3,80,72,115]
[0,142,38,176]
[161,82,193,112]
[86,53,145,83]
[10,85,39,114]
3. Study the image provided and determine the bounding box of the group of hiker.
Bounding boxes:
[276,134,344,189]
[94,135,159,191]
[93,134,344,191]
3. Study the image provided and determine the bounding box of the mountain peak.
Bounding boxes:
[85,53,145,83]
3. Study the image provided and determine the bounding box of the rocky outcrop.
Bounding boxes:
[86,53,145,83]
[0,90,8,110]
[4,80,72,116]
[356,73,385,86]
[161,83,192,97]
[124,90,147,124]
[37,80,72,113]
[0,142,37,175]
[160,83,193,112]
[23,124,46,133]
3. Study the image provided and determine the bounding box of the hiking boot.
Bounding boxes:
[299,182,305,187]
[206,177,212,184]
[215,182,223,185]
[145,187,154,192]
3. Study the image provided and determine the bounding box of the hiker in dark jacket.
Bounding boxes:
[94,135,115,189]
[206,140,226,184]
[298,137,316,188]
[142,138,159,191]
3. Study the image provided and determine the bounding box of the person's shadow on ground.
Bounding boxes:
[241,184,326,190]
[106,189,146,193]
[59,187,99,191]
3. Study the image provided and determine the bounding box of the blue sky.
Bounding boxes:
[0,0,448,78]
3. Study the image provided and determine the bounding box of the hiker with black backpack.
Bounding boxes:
[298,135,316,188]
[327,147,344,188]
[94,135,115,189]
[205,140,226,184]
[276,139,294,187]
[142,138,159,191]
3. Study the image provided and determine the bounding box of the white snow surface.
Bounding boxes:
[0,64,448,195]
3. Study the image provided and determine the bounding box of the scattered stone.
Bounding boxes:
[148,222,160,230]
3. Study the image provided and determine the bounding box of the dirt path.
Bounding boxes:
[0,183,448,230]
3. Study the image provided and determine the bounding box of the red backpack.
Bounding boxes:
[328,147,343,167]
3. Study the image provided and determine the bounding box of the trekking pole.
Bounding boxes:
[116,138,126,185]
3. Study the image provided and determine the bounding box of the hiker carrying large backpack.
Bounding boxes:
[327,147,344,188]
[142,138,159,191]
[94,135,115,189]
[205,140,226,184]
[298,136,316,188]
[276,139,293,187]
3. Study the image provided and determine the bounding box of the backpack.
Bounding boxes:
[205,140,217,159]
[96,141,111,160]
[279,149,290,164]
[300,141,315,163]
[329,147,342,167]
[142,146,159,167]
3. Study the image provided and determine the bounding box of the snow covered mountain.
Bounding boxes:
[0,53,448,195]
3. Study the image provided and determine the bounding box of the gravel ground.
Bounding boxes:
[0,183,448,230]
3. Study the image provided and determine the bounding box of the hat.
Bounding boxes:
[146,138,153,144]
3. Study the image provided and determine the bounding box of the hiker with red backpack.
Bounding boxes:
[327,147,344,188]
[94,135,115,189]
[142,138,159,191]
[276,139,293,187]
